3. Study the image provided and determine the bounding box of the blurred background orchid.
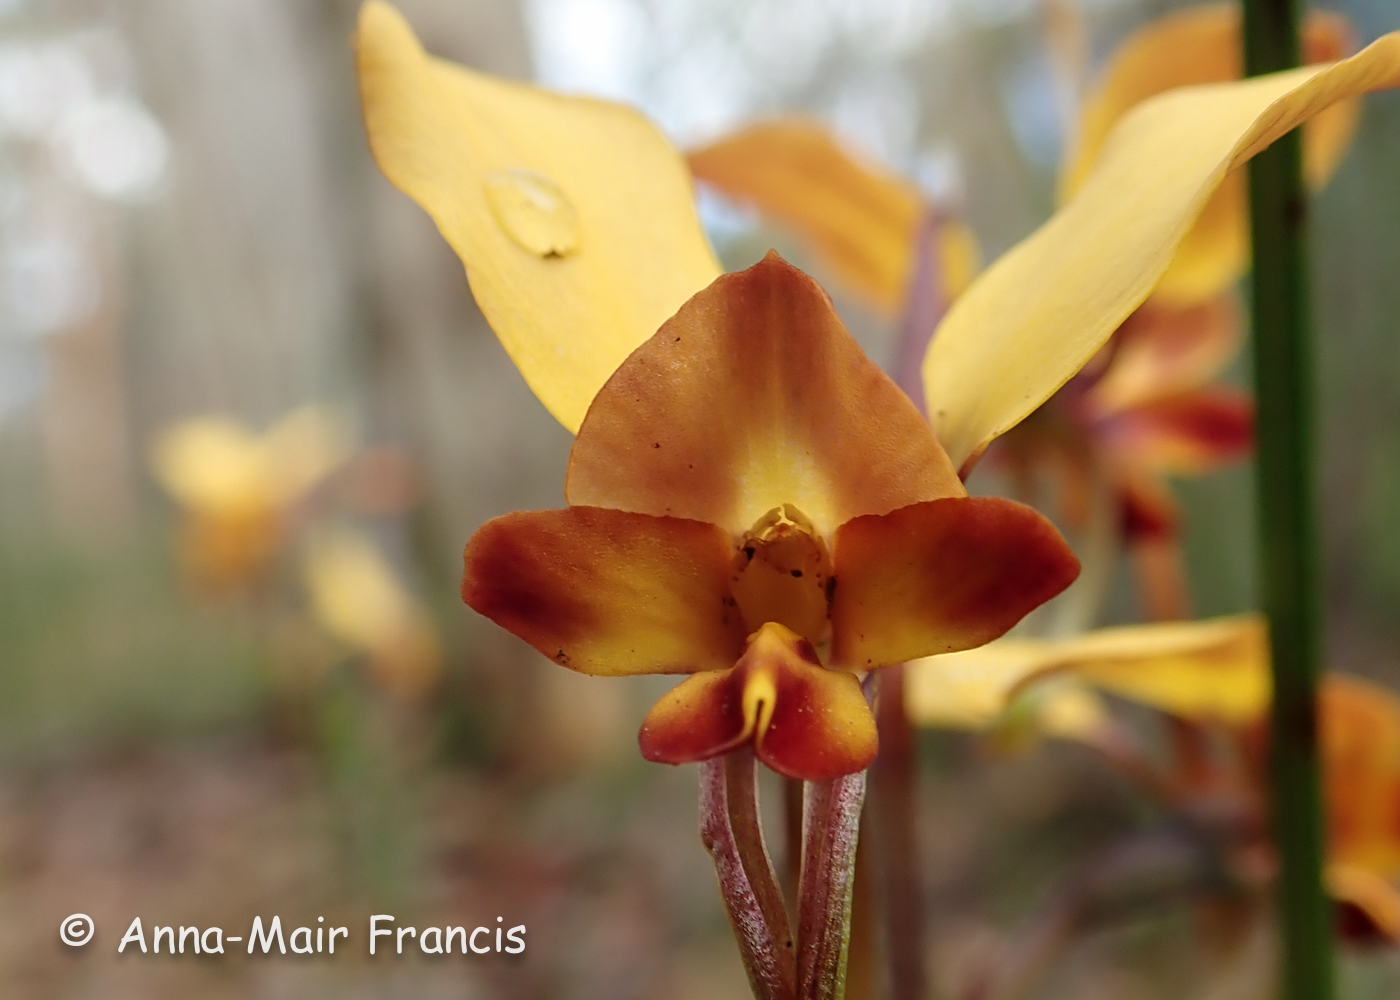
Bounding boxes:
[3,1,1400,999]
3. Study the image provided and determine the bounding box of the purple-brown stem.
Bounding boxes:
[858,205,954,1000]
[892,210,951,414]
[798,770,868,1000]
[701,750,796,1000]
[871,664,929,1000]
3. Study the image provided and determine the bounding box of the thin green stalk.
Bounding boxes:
[1242,2,1334,998]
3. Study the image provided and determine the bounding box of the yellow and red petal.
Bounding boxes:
[1099,386,1253,476]
[355,3,719,432]
[567,253,964,537]
[639,623,877,780]
[829,497,1080,669]
[1087,295,1244,415]
[1062,6,1358,304]
[638,668,751,766]
[462,506,746,676]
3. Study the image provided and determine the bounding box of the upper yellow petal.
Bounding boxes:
[926,32,1400,472]
[355,1,720,432]
[1062,5,1358,305]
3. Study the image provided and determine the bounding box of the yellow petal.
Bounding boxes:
[1062,5,1358,305]
[688,120,922,312]
[355,2,720,432]
[1034,682,1111,741]
[689,121,981,313]
[1019,615,1270,724]
[151,407,346,518]
[927,32,1400,472]
[905,639,1065,730]
[305,528,442,697]
[905,640,1110,743]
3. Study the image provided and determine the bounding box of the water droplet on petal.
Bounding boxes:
[483,168,581,259]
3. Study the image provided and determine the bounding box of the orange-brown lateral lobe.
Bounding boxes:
[830,497,1081,669]
[639,623,877,781]
[462,506,747,676]
[730,505,833,645]
[566,252,964,538]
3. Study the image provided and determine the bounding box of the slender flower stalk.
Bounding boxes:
[700,749,795,1000]
[866,208,956,1000]
[1243,1,1334,996]
[798,771,867,1000]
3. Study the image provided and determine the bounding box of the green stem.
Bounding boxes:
[1242,2,1334,998]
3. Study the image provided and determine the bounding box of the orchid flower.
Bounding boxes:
[356,3,1080,784]
[907,624,1400,945]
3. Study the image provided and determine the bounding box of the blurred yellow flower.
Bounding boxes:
[150,407,348,590]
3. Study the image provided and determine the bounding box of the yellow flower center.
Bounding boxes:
[730,504,833,648]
